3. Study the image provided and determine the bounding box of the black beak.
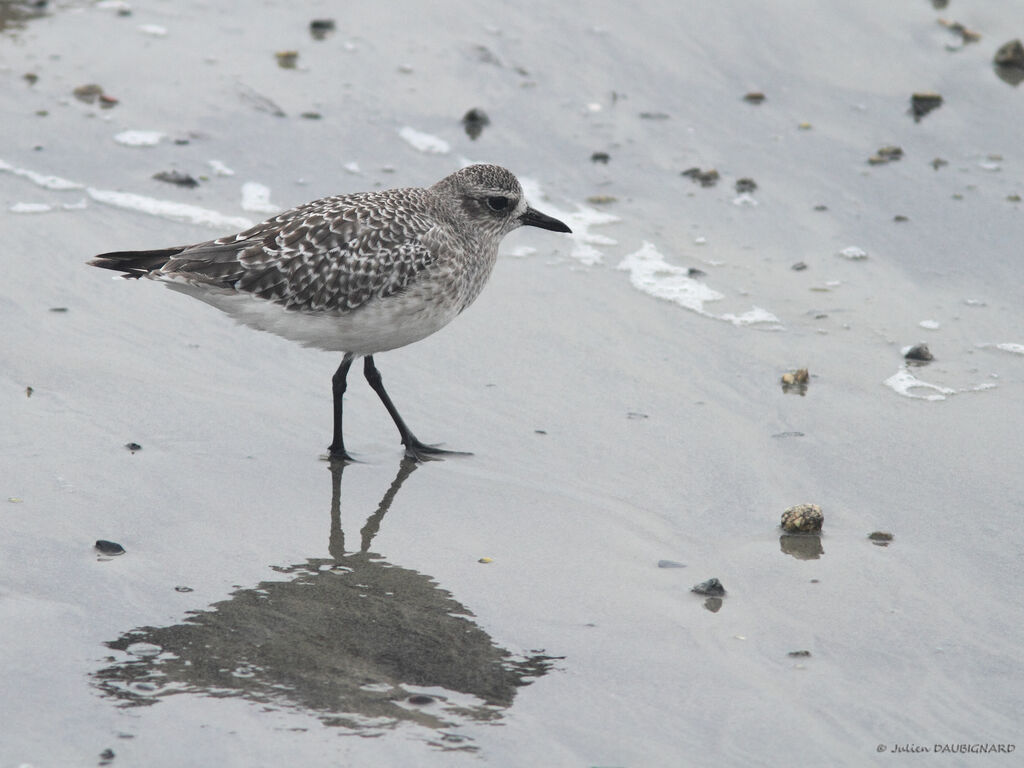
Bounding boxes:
[520,206,572,233]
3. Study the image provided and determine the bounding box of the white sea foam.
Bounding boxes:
[838,246,868,260]
[518,177,617,265]
[87,188,252,230]
[919,320,940,330]
[9,202,52,213]
[208,159,235,177]
[397,127,450,154]
[617,241,781,328]
[0,158,83,190]
[240,182,278,213]
[883,366,996,401]
[114,130,165,147]
[2,158,253,229]
[138,24,168,37]
[980,342,1024,356]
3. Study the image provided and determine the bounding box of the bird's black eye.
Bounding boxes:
[486,196,510,212]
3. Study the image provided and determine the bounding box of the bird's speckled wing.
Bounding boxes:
[160,188,438,313]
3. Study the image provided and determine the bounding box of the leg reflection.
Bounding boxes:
[328,456,420,561]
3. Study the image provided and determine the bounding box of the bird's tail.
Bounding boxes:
[88,247,185,278]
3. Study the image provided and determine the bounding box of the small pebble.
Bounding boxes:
[174,586,194,593]
[780,503,823,533]
[657,560,686,569]
[26,386,34,397]
[904,343,933,362]
[788,650,812,658]
[681,167,719,187]
[590,151,610,164]
[125,442,142,453]
[95,540,125,556]
[691,578,725,596]
[910,92,943,122]
[735,177,757,194]
[309,18,336,40]
[781,368,809,395]
[461,108,490,140]
[407,695,434,705]
[152,170,199,188]
[791,261,807,271]
[478,557,493,564]
[743,91,765,104]
[868,531,894,546]
[275,51,299,69]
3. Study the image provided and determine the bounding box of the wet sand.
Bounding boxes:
[2,1,1023,765]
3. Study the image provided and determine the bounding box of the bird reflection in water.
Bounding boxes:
[93,458,558,750]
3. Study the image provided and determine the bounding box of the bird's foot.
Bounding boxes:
[403,437,472,463]
[325,445,359,464]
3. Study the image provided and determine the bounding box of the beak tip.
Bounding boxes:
[520,206,573,234]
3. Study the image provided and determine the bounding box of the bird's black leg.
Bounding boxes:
[328,353,357,462]
[362,355,470,461]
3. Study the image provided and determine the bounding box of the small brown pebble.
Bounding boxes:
[73,84,104,104]
[931,157,948,170]
[681,167,719,187]
[26,386,34,397]
[788,650,812,657]
[780,503,823,533]
[275,51,299,69]
[743,91,765,104]
[24,73,38,85]
[300,111,322,120]
[735,177,757,193]
[893,215,909,222]
[868,531,894,545]
[781,368,809,395]
[586,195,617,205]
[407,695,435,705]
[910,92,943,122]
[590,151,610,164]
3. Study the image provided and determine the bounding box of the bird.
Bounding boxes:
[89,164,572,462]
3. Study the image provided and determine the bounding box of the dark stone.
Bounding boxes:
[791,261,807,271]
[152,171,199,188]
[904,343,933,362]
[95,540,125,556]
[590,151,610,164]
[310,19,335,41]
[910,92,943,122]
[681,167,719,187]
[743,92,765,104]
[691,578,725,596]
[461,108,490,140]
[125,442,142,453]
[735,177,757,193]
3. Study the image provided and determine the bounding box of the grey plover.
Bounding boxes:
[89,164,572,461]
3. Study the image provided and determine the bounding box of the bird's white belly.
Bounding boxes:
[165,281,461,354]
